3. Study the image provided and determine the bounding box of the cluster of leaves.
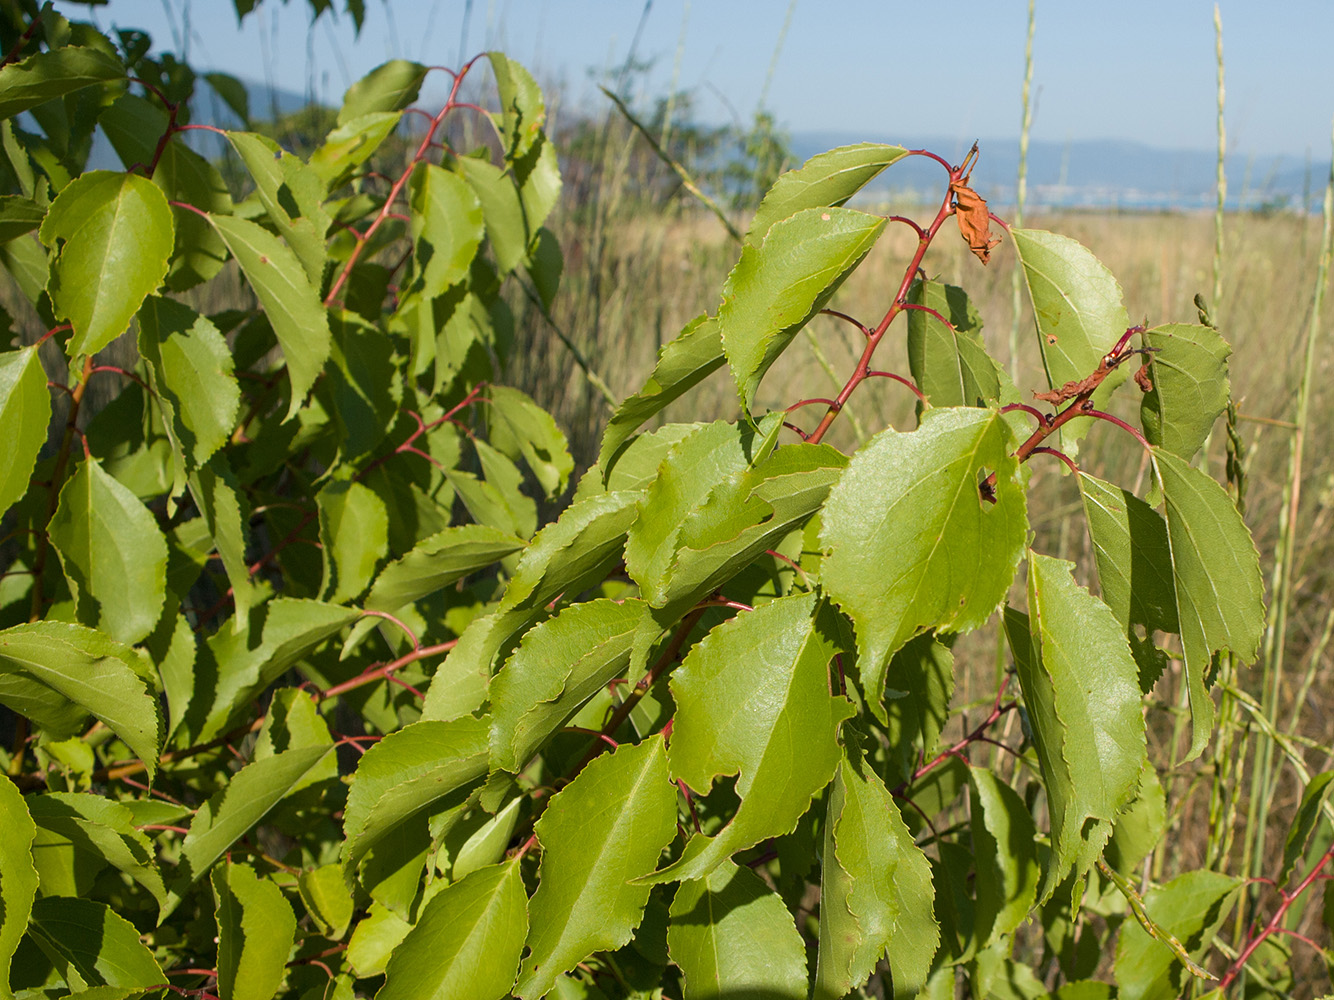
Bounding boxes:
[0,4,1329,1000]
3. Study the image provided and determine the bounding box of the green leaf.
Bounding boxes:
[487,52,545,159]
[720,205,885,410]
[820,407,1028,721]
[317,479,388,603]
[1140,323,1231,461]
[253,689,336,788]
[48,455,168,644]
[598,315,725,478]
[227,131,331,286]
[138,296,240,473]
[526,225,562,310]
[745,142,907,246]
[39,171,174,359]
[187,457,257,628]
[311,112,401,190]
[192,598,358,743]
[167,745,335,915]
[1011,228,1130,451]
[409,162,484,299]
[212,861,297,1000]
[344,523,524,652]
[1281,771,1334,885]
[0,195,45,242]
[969,767,1040,946]
[1007,553,1146,898]
[325,309,402,459]
[27,793,166,913]
[882,633,955,784]
[660,439,846,614]
[377,860,527,1000]
[296,864,354,940]
[0,775,38,1000]
[814,737,938,1000]
[204,72,251,126]
[338,60,428,124]
[643,593,854,884]
[207,213,331,419]
[341,717,489,881]
[0,622,162,779]
[907,278,1002,408]
[99,94,234,291]
[514,736,676,1000]
[1077,472,1178,635]
[1113,869,1241,1000]
[25,897,163,991]
[486,385,573,499]
[668,860,808,1000]
[1152,448,1264,760]
[455,145,560,276]
[0,46,124,120]
[0,346,51,517]
[489,598,645,773]
[421,491,641,722]
[1105,762,1168,875]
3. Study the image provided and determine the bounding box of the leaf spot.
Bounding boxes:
[821,212,831,221]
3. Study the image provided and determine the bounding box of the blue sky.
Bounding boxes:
[64,1,1334,158]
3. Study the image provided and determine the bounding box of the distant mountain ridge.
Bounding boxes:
[789,131,1329,212]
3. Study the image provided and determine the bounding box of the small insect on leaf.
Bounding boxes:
[952,143,1001,264]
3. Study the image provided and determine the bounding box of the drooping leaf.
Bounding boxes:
[341,717,489,881]
[814,737,938,1000]
[138,296,240,473]
[39,170,173,359]
[191,599,358,743]
[0,195,44,243]
[454,142,560,276]
[489,598,644,773]
[1006,553,1146,899]
[187,456,257,628]
[1077,472,1178,636]
[1139,323,1231,461]
[99,94,234,291]
[0,622,162,779]
[324,309,402,459]
[1113,869,1241,1000]
[0,46,124,121]
[317,479,388,603]
[297,864,354,940]
[0,775,38,1000]
[514,736,676,1000]
[25,897,163,992]
[421,491,641,722]
[882,633,955,784]
[485,385,573,499]
[526,225,561,310]
[310,111,401,189]
[598,315,725,478]
[212,861,297,1000]
[27,793,167,913]
[1105,761,1168,875]
[227,131,331,285]
[720,206,885,410]
[746,142,907,246]
[906,278,1002,409]
[207,213,331,419]
[487,52,545,159]
[204,72,250,126]
[642,593,854,884]
[338,59,429,124]
[820,407,1027,721]
[1152,448,1264,760]
[47,455,168,644]
[408,162,484,299]
[1280,771,1334,885]
[167,745,335,915]
[377,860,527,1000]
[969,767,1040,947]
[0,346,51,517]
[668,860,808,1000]
[1011,228,1131,450]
